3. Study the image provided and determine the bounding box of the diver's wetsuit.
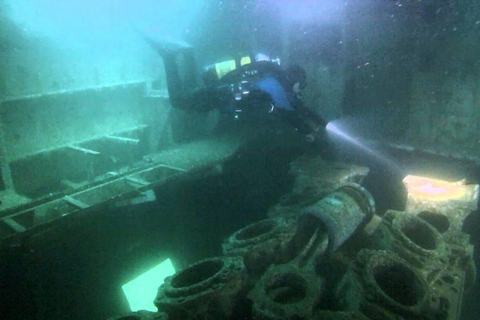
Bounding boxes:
[157,46,326,137]
[221,60,326,135]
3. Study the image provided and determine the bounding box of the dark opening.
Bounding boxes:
[236,219,275,241]
[418,211,450,234]
[265,273,307,304]
[398,217,438,251]
[374,262,425,306]
[171,259,223,288]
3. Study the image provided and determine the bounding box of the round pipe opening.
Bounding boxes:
[398,216,439,250]
[265,273,307,304]
[236,219,276,241]
[171,259,224,288]
[417,211,450,234]
[373,261,425,307]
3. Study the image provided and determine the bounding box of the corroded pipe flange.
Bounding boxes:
[336,250,431,319]
[249,224,327,320]
[337,183,376,220]
[155,256,246,320]
[249,263,324,320]
[362,251,429,314]
[106,310,167,320]
[222,218,296,275]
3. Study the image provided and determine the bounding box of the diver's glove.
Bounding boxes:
[305,133,316,143]
[305,128,335,159]
[304,121,327,142]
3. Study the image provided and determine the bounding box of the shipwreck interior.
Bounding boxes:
[0,1,479,320]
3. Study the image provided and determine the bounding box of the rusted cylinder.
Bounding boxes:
[155,256,246,320]
[300,183,375,252]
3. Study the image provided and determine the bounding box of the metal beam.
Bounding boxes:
[63,196,89,209]
[0,80,148,103]
[106,136,140,145]
[67,145,101,155]
[0,112,14,190]
[3,218,26,233]
[125,176,150,187]
[0,135,244,244]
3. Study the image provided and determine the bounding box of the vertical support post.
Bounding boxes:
[0,107,14,190]
[281,20,290,66]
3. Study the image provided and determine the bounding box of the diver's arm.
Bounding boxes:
[276,109,314,135]
[295,98,327,133]
[285,95,327,136]
[252,76,327,136]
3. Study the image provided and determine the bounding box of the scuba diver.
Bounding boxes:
[141,34,328,144]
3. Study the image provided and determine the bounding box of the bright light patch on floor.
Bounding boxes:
[122,258,175,312]
[403,175,472,201]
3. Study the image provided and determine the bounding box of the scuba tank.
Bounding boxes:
[202,53,282,120]
[203,53,281,81]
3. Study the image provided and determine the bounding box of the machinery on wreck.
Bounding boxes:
[108,156,478,320]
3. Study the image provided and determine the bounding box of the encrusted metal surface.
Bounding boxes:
[0,134,246,244]
[106,310,168,320]
[249,262,324,320]
[155,256,246,320]
[335,249,432,319]
[249,226,327,320]
[269,156,369,219]
[301,184,375,252]
[99,155,475,320]
[222,217,297,275]
[359,210,475,319]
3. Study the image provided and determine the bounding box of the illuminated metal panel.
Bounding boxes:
[122,258,176,312]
